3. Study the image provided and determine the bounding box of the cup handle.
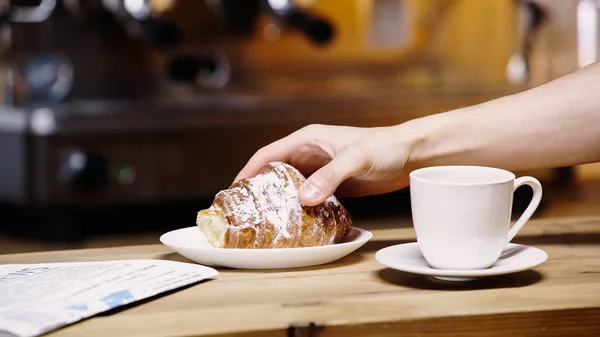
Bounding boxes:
[507,176,543,242]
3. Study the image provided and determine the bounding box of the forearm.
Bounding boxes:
[405,62,600,172]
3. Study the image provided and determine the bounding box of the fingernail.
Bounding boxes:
[300,183,322,201]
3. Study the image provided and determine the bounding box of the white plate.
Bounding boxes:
[375,242,548,282]
[160,226,372,269]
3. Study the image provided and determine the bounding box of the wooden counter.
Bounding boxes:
[2,216,600,336]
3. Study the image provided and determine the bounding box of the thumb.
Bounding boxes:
[298,148,367,206]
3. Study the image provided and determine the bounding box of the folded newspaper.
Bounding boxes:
[0,259,219,337]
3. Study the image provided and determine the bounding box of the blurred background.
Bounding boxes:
[1,0,600,254]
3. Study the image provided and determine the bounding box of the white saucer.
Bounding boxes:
[160,226,372,269]
[375,242,548,282]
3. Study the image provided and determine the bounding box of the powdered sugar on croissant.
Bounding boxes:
[196,161,352,248]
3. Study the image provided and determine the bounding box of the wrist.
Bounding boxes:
[393,107,475,172]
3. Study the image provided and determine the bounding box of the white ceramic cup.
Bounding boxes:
[409,165,543,270]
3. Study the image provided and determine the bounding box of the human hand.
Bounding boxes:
[233,124,419,206]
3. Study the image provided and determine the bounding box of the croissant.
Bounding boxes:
[196,161,352,249]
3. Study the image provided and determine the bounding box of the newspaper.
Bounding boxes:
[0,259,219,337]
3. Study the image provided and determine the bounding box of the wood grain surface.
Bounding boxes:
[2,216,600,337]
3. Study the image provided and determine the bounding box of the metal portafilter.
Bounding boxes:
[166,54,231,89]
[213,0,335,45]
[282,9,334,45]
[265,0,335,45]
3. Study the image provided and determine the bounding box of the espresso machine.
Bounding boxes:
[0,0,354,242]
